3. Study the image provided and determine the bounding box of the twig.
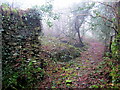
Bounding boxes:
[104,22,118,34]
[98,2,118,16]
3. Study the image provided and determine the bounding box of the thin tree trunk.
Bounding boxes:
[109,35,113,58]
[77,29,84,46]
[75,16,84,46]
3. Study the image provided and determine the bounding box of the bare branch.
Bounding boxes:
[76,14,88,17]
[98,2,118,16]
[104,22,118,34]
[98,2,115,10]
[99,15,113,23]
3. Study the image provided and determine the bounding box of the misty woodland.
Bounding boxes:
[0,0,120,89]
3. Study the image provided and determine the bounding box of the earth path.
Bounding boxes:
[39,40,106,88]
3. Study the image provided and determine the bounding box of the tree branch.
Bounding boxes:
[99,15,113,23]
[98,2,117,13]
[104,22,118,34]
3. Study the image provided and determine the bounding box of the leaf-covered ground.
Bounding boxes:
[38,37,119,88]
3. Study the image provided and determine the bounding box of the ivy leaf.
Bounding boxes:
[47,19,53,27]
[28,62,33,66]
[112,18,115,22]
[89,85,99,88]
[66,80,72,83]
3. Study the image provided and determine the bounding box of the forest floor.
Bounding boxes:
[38,37,117,88]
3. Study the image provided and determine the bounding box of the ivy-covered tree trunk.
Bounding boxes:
[112,1,120,60]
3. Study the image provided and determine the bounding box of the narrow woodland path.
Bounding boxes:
[74,41,105,88]
[80,41,105,66]
[39,40,106,88]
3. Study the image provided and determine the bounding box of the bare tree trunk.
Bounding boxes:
[109,36,112,52]
[75,16,84,46]
[109,35,113,58]
[77,29,84,46]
